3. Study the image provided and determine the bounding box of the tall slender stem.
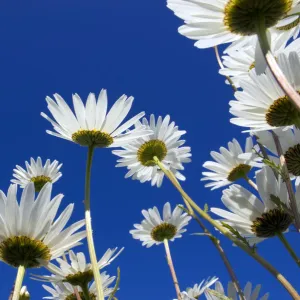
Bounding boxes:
[214,46,237,92]
[277,232,300,267]
[80,284,91,300]
[154,157,300,299]
[271,132,300,231]
[167,170,245,300]
[256,14,300,112]
[85,146,104,300]
[163,239,182,300]
[8,282,15,300]
[12,266,25,300]
[243,175,258,191]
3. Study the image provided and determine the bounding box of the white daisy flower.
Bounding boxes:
[112,114,191,187]
[255,127,300,180]
[11,157,62,192]
[220,35,300,87]
[205,281,269,300]
[167,0,298,52]
[175,277,218,300]
[130,202,192,247]
[20,286,30,300]
[230,52,300,132]
[41,89,151,148]
[42,272,115,299]
[211,166,295,242]
[0,183,86,269]
[201,137,261,190]
[33,248,123,286]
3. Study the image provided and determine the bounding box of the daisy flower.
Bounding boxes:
[201,137,261,190]
[20,286,30,300]
[230,52,300,132]
[205,281,269,300]
[11,157,62,192]
[113,114,191,187]
[0,183,86,269]
[211,166,295,243]
[255,127,300,180]
[167,0,298,51]
[33,248,123,286]
[220,35,300,87]
[42,272,115,299]
[41,89,151,148]
[130,202,191,247]
[175,277,218,300]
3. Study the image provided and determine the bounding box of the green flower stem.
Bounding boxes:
[167,170,246,300]
[277,232,300,267]
[85,146,104,300]
[80,284,91,300]
[256,14,300,112]
[153,157,300,300]
[12,265,25,300]
[163,239,182,300]
[214,46,237,92]
[271,131,300,232]
[243,175,258,191]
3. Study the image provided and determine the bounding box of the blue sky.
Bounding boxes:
[0,1,299,299]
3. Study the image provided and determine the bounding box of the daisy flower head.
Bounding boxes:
[205,281,269,300]
[34,248,123,286]
[211,166,295,243]
[113,114,191,187]
[167,0,297,50]
[130,202,192,247]
[42,89,151,148]
[176,277,218,300]
[201,137,261,190]
[42,272,115,299]
[0,183,86,269]
[11,157,62,192]
[220,35,300,87]
[230,52,300,132]
[20,286,30,300]
[255,127,300,180]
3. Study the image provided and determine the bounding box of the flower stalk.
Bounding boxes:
[271,131,300,232]
[12,266,25,300]
[154,157,300,300]
[243,175,258,191]
[80,284,91,300]
[163,239,182,300]
[277,232,300,267]
[85,146,104,300]
[256,14,300,112]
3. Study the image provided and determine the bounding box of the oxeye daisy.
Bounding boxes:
[0,183,86,269]
[211,167,295,243]
[255,127,300,180]
[41,89,151,148]
[175,277,218,300]
[33,248,123,287]
[11,157,62,192]
[112,114,191,187]
[42,272,115,299]
[205,281,269,300]
[20,286,30,300]
[167,0,298,51]
[130,202,191,247]
[201,137,261,190]
[220,36,300,87]
[230,52,300,131]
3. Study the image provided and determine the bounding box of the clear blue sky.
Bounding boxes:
[0,1,298,299]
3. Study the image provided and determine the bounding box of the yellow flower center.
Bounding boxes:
[151,223,177,242]
[65,292,96,300]
[30,175,52,192]
[224,0,293,36]
[65,270,94,286]
[277,16,300,31]
[0,236,51,268]
[72,130,113,148]
[284,144,300,176]
[227,164,251,182]
[137,140,167,166]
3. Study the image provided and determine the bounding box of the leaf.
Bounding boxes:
[108,267,121,300]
